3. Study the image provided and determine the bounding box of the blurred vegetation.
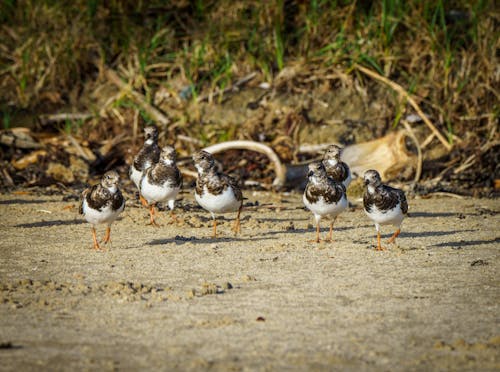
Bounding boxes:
[1,0,498,126]
[0,1,498,193]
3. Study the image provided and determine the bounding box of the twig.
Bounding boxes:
[422,192,465,199]
[355,64,452,151]
[202,140,287,188]
[420,133,436,149]
[39,113,93,125]
[401,119,422,184]
[104,68,170,126]
[178,135,203,145]
[66,134,92,161]
[1,168,14,186]
[298,143,340,154]
[196,72,257,103]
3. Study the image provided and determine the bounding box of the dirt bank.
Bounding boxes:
[0,190,498,371]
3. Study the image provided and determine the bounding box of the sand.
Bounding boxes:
[0,189,498,371]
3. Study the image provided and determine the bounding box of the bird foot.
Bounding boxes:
[147,220,161,228]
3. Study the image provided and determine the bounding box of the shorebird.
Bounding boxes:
[79,170,125,250]
[363,169,408,251]
[129,125,161,206]
[139,146,182,226]
[322,144,352,189]
[192,150,243,238]
[303,162,348,243]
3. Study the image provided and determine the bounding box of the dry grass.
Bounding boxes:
[0,1,498,191]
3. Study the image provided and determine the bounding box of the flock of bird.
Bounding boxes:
[79,125,408,251]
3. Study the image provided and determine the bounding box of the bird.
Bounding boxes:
[303,162,348,243]
[129,125,161,206]
[139,146,182,226]
[79,170,125,251]
[363,169,408,251]
[322,144,352,189]
[192,150,243,238]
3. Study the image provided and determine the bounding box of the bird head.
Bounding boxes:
[363,169,382,187]
[192,150,215,174]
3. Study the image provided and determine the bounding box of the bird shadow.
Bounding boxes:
[401,229,474,238]
[147,235,275,246]
[409,212,458,218]
[15,219,85,228]
[0,199,50,205]
[260,223,365,237]
[431,237,500,248]
[256,217,309,223]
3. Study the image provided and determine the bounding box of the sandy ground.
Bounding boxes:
[0,189,499,371]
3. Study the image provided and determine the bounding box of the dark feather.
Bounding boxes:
[324,161,350,184]
[305,179,345,204]
[364,185,407,213]
[196,171,243,202]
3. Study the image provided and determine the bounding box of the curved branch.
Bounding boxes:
[202,140,287,188]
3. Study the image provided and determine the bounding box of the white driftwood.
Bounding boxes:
[341,131,415,180]
[202,140,287,188]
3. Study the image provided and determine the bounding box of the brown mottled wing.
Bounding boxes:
[78,188,90,214]
[398,189,408,214]
[325,162,349,184]
[133,144,160,171]
[365,185,403,212]
[306,179,344,204]
[112,189,125,211]
[86,184,112,211]
[221,174,243,201]
[149,164,183,188]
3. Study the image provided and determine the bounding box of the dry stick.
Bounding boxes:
[202,140,287,188]
[196,72,257,103]
[355,64,452,151]
[401,120,423,184]
[104,68,170,126]
[39,113,93,124]
[67,134,92,161]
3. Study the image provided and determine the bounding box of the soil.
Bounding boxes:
[0,189,499,371]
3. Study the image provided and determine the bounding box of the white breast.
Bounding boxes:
[195,186,241,214]
[343,171,352,189]
[82,199,124,226]
[365,202,404,227]
[303,193,348,219]
[129,166,142,188]
[140,177,180,205]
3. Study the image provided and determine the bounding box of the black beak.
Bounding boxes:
[307,170,314,178]
[364,179,369,186]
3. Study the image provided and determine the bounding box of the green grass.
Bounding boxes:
[0,0,496,142]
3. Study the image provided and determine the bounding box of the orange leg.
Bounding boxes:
[103,226,111,244]
[148,204,160,227]
[376,231,386,251]
[140,195,148,207]
[168,210,178,224]
[232,204,242,235]
[91,226,101,251]
[212,218,217,238]
[324,217,337,243]
[308,222,321,243]
[388,229,401,244]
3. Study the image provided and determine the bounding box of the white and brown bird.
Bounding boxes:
[129,125,161,206]
[139,146,182,226]
[303,162,348,243]
[322,144,351,189]
[363,169,408,251]
[192,150,243,238]
[79,170,125,250]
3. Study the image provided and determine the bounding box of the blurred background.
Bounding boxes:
[0,0,498,196]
